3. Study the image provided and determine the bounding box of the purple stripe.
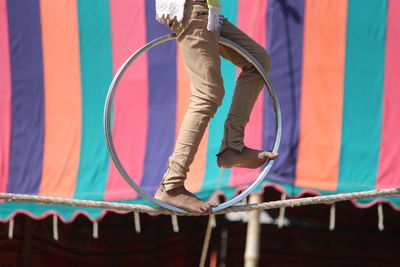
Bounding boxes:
[141,0,177,194]
[6,0,45,194]
[263,0,305,184]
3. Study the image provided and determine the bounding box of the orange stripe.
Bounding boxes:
[39,0,82,197]
[176,46,208,193]
[295,0,347,190]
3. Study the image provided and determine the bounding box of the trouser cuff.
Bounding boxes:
[162,181,185,191]
[161,158,187,191]
[216,126,245,156]
[216,143,245,157]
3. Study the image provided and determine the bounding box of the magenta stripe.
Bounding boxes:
[229,0,268,187]
[105,0,149,200]
[376,0,400,189]
[0,0,11,193]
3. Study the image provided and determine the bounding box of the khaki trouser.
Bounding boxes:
[160,0,271,190]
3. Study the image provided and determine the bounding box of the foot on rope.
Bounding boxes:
[217,147,278,169]
[155,185,212,214]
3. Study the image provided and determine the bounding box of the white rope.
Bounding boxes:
[171,215,179,232]
[134,212,141,233]
[378,203,384,231]
[0,188,398,216]
[8,218,14,239]
[329,203,336,231]
[93,221,99,239]
[53,215,59,241]
[277,193,286,228]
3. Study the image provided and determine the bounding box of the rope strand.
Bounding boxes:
[0,188,399,216]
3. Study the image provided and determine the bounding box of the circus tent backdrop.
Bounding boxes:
[0,0,399,222]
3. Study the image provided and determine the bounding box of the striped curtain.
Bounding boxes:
[0,0,399,221]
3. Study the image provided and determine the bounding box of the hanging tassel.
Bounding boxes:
[329,203,336,231]
[242,196,249,223]
[92,221,99,239]
[171,215,179,233]
[277,193,286,228]
[378,203,384,231]
[53,215,59,241]
[134,212,141,234]
[8,218,14,239]
[211,214,217,228]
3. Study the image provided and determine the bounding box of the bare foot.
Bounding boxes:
[217,147,278,169]
[154,185,211,214]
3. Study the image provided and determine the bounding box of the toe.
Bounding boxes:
[194,208,204,214]
[200,203,211,214]
[263,151,278,160]
[196,207,208,214]
[208,201,218,207]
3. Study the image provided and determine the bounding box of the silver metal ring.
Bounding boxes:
[104,33,282,213]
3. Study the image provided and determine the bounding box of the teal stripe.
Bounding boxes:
[201,0,238,197]
[338,0,387,192]
[74,0,113,200]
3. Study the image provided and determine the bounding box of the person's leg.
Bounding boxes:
[155,0,224,213]
[216,19,278,168]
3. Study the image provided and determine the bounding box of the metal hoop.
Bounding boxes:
[104,34,282,213]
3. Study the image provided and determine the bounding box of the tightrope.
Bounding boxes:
[0,188,399,216]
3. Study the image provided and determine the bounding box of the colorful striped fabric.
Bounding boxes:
[0,0,399,221]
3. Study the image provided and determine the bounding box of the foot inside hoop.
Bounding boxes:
[104,34,282,213]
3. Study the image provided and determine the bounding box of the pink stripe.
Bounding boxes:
[0,0,11,193]
[105,0,148,200]
[376,0,400,189]
[229,0,267,187]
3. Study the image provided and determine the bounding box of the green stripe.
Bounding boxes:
[74,0,113,200]
[338,0,387,192]
[201,0,238,197]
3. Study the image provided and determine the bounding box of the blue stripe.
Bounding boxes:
[263,0,305,184]
[7,0,45,194]
[141,0,177,194]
